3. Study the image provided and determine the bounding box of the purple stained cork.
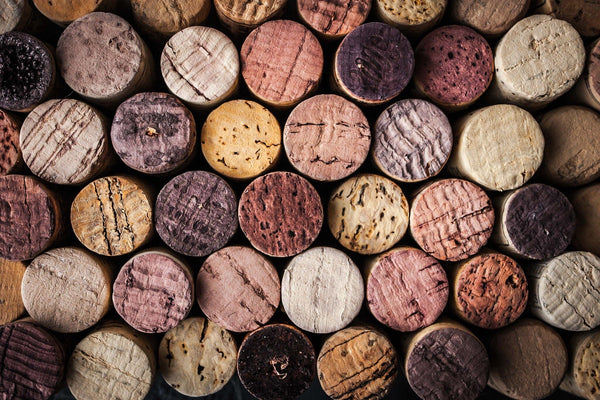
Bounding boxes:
[155,171,237,257]
[0,110,21,175]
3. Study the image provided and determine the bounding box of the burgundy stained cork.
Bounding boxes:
[570,183,600,255]
[449,0,530,36]
[238,171,323,257]
[155,171,237,257]
[0,259,26,325]
[297,0,371,39]
[0,109,22,175]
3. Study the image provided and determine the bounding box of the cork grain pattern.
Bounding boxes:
[449,0,530,36]
[214,0,286,34]
[570,183,600,254]
[561,331,600,399]
[534,0,600,37]
[0,109,21,175]
[33,0,117,25]
[0,259,26,325]
[297,0,371,38]
[131,0,211,39]
[376,0,446,27]
[0,0,26,33]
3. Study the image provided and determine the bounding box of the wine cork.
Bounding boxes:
[366,246,448,332]
[560,329,600,400]
[0,109,22,175]
[317,326,398,400]
[328,174,409,255]
[239,171,323,257]
[0,0,30,33]
[409,179,495,262]
[538,106,600,187]
[333,22,413,105]
[161,26,238,111]
[572,39,600,112]
[297,0,371,39]
[237,324,316,400]
[570,183,600,255]
[67,323,156,400]
[374,0,446,35]
[372,98,452,183]
[111,92,196,175]
[487,318,568,400]
[489,14,585,109]
[0,174,62,261]
[201,99,281,180]
[0,320,65,400]
[21,246,112,333]
[32,0,117,26]
[155,171,237,257]
[240,19,323,108]
[527,251,600,331]
[197,246,280,333]
[71,175,153,257]
[491,183,575,260]
[21,98,112,185]
[448,252,528,329]
[447,104,544,191]
[214,0,286,36]
[281,246,364,334]
[448,0,530,36]
[0,259,26,325]
[414,25,494,110]
[158,317,237,397]
[533,0,600,37]
[57,12,154,108]
[283,94,370,182]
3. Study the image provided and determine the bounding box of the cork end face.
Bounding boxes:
[449,0,529,36]
[571,331,600,398]
[297,0,371,39]
[214,0,287,26]
[375,0,446,28]
[0,259,26,325]
[0,110,22,176]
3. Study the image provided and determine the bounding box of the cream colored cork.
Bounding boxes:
[570,183,600,255]
[533,0,600,37]
[158,317,237,397]
[33,0,118,26]
[374,0,446,34]
[572,39,600,112]
[214,0,286,36]
[130,0,211,40]
[449,0,530,36]
[561,329,600,400]
[0,258,26,325]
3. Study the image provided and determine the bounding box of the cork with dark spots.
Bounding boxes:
[155,171,237,257]
[449,0,530,36]
[534,0,600,37]
[0,109,21,175]
[214,0,286,35]
[297,0,371,39]
[561,330,600,399]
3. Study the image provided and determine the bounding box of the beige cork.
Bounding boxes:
[374,0,446,35]
[158,317,237,397]
[0,0,30,33]
[561,329,600,400]
[33,0,118,26]
[570,183,600,255]
[533,0,600,37]
[449,0,530,36]
[0,258,26,325]
[71,175,153,257]
[0,109,23,176]
[297,0,371,39]
[572,39,600,112]
[21,246,112,333]
[214,0,287,36]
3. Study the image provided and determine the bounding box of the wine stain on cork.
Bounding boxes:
[449,0,530,36]
[0,109,21,175]
[0,258,26,325]
[297,0,371,39]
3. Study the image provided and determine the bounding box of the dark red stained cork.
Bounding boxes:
[238,171,323,257]
[237,324,316,400]
[0,110,21,175]
[155,171,238,257]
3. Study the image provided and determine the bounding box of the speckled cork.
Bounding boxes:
[372,99,452,182]
[237,324,316,400]
[449,0,530,36]
[572,39,600,112]
[0,109,22,175]
[409,179,494,262]
[366,246,448,332]
[284,94,370,182]
[0,259,26,325]
[297,0,371,39]
[201,99,281,180]
[130,0,211,40]
[560,329,600,399]
[241,19,323,108]
[155,171,237,257]
[32,0,117,26]
[161,26,238,111]
[214,0,286,36]
[22,246,112,333]
[334,22,413,105]
[71,175,153,257]
[197,246,280,333]
[570,183,600,255]
[487,318,568,400]
[159,317,237,397]
[328,174,409,255]
[111,92,196,175]
[239,171,322,257]
[113,249,194,334]
[533,0,600,37]
[374,0,445,34]
[447,104,544,191]
[527,251,600,331]
[317,326,398,400]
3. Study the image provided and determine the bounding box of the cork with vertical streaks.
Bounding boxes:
[449,0,530,36]
[130,0,211,40]
[214,0,286,35]
[560,329,600,400]
[33,0,117,26]
[0,0,29,33]
[374,0,446,34]
[0,259,26,325]
[570,183,600,255]
[0,109,22,175]
[533,0,600,37]
[573,39,600,112]
[297,0,371,39]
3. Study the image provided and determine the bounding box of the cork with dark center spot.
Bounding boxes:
[0,109,22,175]
[449,0,530,36]
[573,38,600,112]
[533,0,600,37]
[0,259,26,325]
[570,183,600,255]
[297,0,371,39]
[374,0,446,35]
[33,0,118,26]
[130,0,211,40]
[560,329,600,399]
[214,0,286,35]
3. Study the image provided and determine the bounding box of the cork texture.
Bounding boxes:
[0,0,27,33]
[0,259,26,325]
[533,0,600,37]
[375,0,446,31]
[570,183,600,254]
[561,330,600,399]
[573,39,600,112]
[214,0,286,33]
[130,0,211,39]
[33,0,117,25]
[297,0,371,39]
[0,109,22,175]
[449,0,530,36]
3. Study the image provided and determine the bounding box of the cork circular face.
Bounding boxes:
[239,171,323,257]
[570,183,600,254]
[197,246,280,332]
[367,247,448,332]
[328,174,409,255]
[536,0,600,37]
[201,99,281,179]
[373,99,452,182]
[284,94,370,182]
[22,247,111,333]
[449,0,529,36]
[0,110,21,175]
[376,0,446,28]
[0,321,64,400]
[335,22,413,104]
[297,0,371,38]
[241,19,323,107]
[0,0,26,33]
[588,40,600,103]
[130,0,210,38]
[21,99,109,185]
[317,326,398,400]
[410,179,494,262]
[214,0,286,27]
[0,259,26,325]
[155,171,238,257]
[572,331,600,398]
[161,26,238,109]
[111,92,196,175]
[33,0,108,25]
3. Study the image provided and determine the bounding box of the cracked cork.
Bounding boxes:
[297,0,371,39]
[214,0,286,36]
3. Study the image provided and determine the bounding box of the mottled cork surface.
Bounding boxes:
[0,109,21,175]
[33,0,116,25]
[561,330,600,399]
[0,258,26,325]
[297,0,371,38]
[214,0,286,31]
[533,0,600,37]
[130,0,211,39]
[570,183,600,255]
[449,0,530,36]
[0,0,27,33]
[375,0,446,30]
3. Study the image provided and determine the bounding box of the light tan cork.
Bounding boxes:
[449,0,530,36]
[570,183,600,255]
[533,0,600,37]
[33,0,118,26]
[572,39,600,112]
[374,0,446,35]
[0,0,30,33]
[560,329,600,400]
[0,258,26,325]
[297,0,371,39]
[214,0,287,36]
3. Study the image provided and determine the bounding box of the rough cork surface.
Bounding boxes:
[284,94,370,182]
[561,330,600,399]
[158,317,237,397]
[317,326,398,400]
[155,171,237,257]
[0,0,27,33]
[334,22,413,104]
[241,19,323,107]
[214,0,286,34]
[367,247,448,332]
[570,183,600,255]
[22,247,112,333]
[130,0,211,40]
[111,92,196,174]
[410,179,494,262]
[239,171,322,257]
[201,99,281,179]
[0,109,21,175]
[488,318,568,400]
[237,324,316,400]
[197,246,280,332]
[113,249,194,334]
[375,0,446,32]
[533,0,600,37]
[328,174,409,255]
[372,98,452,182]
[297,0,371,39]
[449,0,530,36]
[33,0,116,25]
[574,39,600,112]
[0,258,26,325]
